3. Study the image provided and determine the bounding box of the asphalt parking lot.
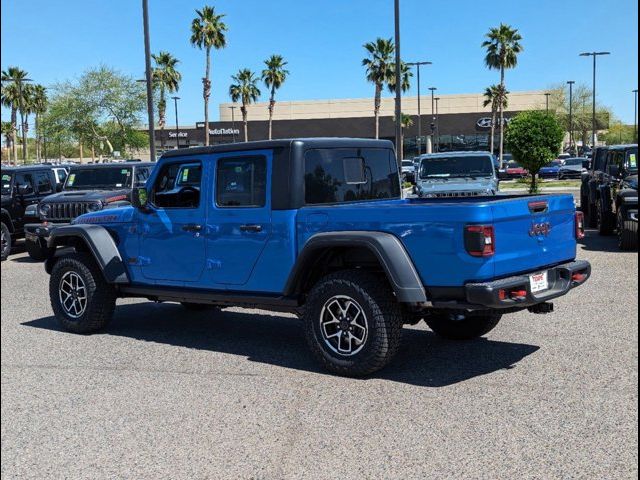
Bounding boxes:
[1,229,637,479]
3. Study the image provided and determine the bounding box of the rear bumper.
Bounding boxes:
[465,260,591,309]
[25,223,69,242]
[427,260,591,310]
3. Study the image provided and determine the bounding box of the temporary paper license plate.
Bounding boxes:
[530,271,549,293]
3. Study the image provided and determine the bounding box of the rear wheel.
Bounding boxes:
[303,270,403,377]
[596,198,615,235]
[49,253,116,334]
[618,209,638,251]
[425,312,502,340]
[1,222,10,261]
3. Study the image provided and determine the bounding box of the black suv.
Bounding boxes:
[24,162,154,260]
[1,165,61,260]
[581,144,638,250]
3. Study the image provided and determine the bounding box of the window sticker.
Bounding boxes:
[121,169,129,175]
[182,168,189,182]
[235,166,243,173]
[629,154,637,168]
[2,174,11,182]
[67,173,76,186]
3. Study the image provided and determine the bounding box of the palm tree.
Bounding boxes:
[229,69,261,142]
[394,113,414,161]
[190,5,227,147]
[262,55,289,140]
[363,38,395,139]
[1,121,12,160]
[482,84,509,155]
[152,51,182,150]
[482,24,523,166]
[386,61,413,94]
[1,66,29,163]
[29,84,47,162]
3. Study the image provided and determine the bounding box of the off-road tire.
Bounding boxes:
[425,312,502,340]
[618,209,638,251]
[1,222,11,261]
[303,270,403,377]
[585,201,598,228]
[49,252,116,334]
[26,237,54,262]
[597,198,615,235]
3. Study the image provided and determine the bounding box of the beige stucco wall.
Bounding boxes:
[219,90,548,121]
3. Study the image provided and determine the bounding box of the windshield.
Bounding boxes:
[65,167,133,190]
[420,155,494,179]
[507,161,522,169]
[564,158,583,166]
[626,148,638,172]
[1,172,13,195]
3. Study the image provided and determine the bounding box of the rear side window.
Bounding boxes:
[15,173,34,195]
[216,156,267,208]
[304,148,400,205]
[35,171,53,194]
[151,161,202,209]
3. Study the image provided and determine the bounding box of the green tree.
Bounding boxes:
[1,66,30,163]
[483,84,508,155]
[505,111,564,193]
[1,121,12,161]
[229,69,261,142]
[190,5,228,147]
[363,38,395,139]
[262,55,289,140]
[601,121,635,145]
[28,84,48,161]
[482,24,523,166]
[152,51,182,150]
[386,61,412,94]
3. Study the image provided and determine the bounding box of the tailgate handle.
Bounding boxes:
[528,201,549,214]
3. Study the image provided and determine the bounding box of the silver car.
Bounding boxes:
[415,151,499,198]
[558,157,589,180]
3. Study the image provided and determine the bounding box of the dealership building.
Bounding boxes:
[154,90,550,156]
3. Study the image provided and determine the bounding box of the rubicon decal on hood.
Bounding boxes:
[74,214,120,224]
[105,194,128,203]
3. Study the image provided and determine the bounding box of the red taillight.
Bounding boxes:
[575,211,585,240]
[464,225,495,257]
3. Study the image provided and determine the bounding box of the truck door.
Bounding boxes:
[207,151,272,286]
[139,159,207,283]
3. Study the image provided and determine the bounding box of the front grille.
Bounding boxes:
[433,191,484,198]
[46,202,91,220]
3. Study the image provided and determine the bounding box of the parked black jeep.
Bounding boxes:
[1,165,61,260]
[24,162,154,260]
[581,144,638,250]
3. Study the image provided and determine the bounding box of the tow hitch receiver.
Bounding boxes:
[528,302,554,314]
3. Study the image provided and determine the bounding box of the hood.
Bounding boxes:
[624,174,638,190]
[418,177,496,193]
[559,164,583,172]
[72,206,136,225]
[41,188,131,204]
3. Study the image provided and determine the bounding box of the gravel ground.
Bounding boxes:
[1,229,637,479]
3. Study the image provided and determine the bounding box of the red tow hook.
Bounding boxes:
[510,290,528,301]
[572,272,586,283]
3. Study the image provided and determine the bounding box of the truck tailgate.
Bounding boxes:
[491,194,577,278]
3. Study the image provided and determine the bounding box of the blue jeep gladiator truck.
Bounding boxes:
[43,138,591,376]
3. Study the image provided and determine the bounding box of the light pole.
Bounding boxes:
[429,87,437,152]
[407,61,432,156]
[229,106,237,142]
[435,97,441,151]
[580,51,610,147]
[545,92,551,113]
[142,0,157,161]
[172,96,180,149]
[393,0,402,163]
[567,81,575,151]
[1,76,32,163]
[633,89,638,143]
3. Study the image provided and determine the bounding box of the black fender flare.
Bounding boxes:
[45,224,129,284]
[284,231,427,304]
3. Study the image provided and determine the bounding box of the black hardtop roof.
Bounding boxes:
[606,144,638,151]
[68,162,155,170]
[1,164,56,172]
[160,138,395,159]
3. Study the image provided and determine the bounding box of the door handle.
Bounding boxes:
[240,224,263,233]
[182,224,203,232]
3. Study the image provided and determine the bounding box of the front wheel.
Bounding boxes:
[425,312,502,340]
[618,209,638,251]
[1,222,11,261]
[303,270,403,377]
[49,252,116,334]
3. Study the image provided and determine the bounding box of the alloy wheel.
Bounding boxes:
[319,295,368,356]
[58,271,88,318]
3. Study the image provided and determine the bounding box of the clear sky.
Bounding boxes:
[1,0,638,126]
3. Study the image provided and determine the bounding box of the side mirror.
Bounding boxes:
[607,165,620,178]
[131,187,150,211]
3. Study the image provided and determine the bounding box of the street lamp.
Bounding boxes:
[229,106,237,142]
[567,81,575,151]
[579,51,610,147]
[141,0,157,161]
[407,61,432,156]
[429,87,437,152]
[633,89,638,143]
[435,97,441,151]
[545,92,551,113]
[1,76,32,163]
[393,0,402,163]
[172,96,180,149]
